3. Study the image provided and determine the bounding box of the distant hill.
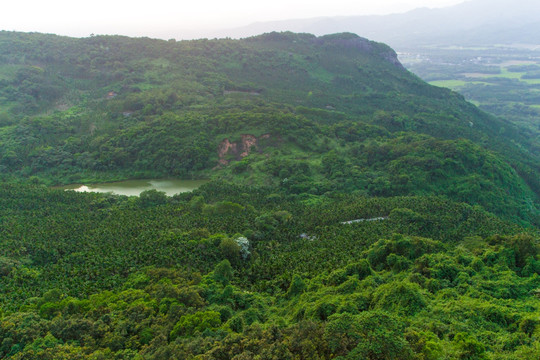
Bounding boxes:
[217,0,540,47]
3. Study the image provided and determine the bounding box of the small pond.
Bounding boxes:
[63,179,207,196]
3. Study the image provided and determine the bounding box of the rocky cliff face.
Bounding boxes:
[216,134,271,167]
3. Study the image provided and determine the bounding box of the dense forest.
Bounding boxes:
[0,31,539,359]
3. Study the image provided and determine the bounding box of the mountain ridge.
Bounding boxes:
[214,0,540,47]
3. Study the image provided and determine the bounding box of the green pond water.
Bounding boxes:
[63,179,207,196]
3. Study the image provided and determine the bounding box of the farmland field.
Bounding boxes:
[401,47,540,137]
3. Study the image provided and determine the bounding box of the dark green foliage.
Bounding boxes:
[454,333,488,360]
[213,260,234,286]
[519,318,538,337]
[367,234,444,271]
[324,311,412,359]
[219,237,241,264]
[508,234,539,269]
[286,274,307,298]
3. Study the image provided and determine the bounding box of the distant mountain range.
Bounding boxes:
[214,0,540,48]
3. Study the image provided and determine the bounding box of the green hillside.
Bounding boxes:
[0,31,539,359]
[0,31,538,223]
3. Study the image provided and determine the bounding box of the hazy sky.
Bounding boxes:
[1,0,468,39]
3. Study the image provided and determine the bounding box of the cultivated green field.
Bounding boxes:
[404,48,540,136]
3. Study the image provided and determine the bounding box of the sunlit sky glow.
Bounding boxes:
[1,0,468,39]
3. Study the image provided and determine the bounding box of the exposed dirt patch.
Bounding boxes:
[216,134,271,168]
[240,134,257,157]
[217,139,238,166]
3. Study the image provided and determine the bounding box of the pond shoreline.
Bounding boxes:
[61,179,208,196]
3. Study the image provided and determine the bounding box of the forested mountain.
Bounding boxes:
[212,0,540,177]
[0,31,538,223]
[0,31,539,359]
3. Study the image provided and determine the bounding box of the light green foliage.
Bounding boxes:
[138,189,168,207]
[170,311,222,339]
[372,281,427,315]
